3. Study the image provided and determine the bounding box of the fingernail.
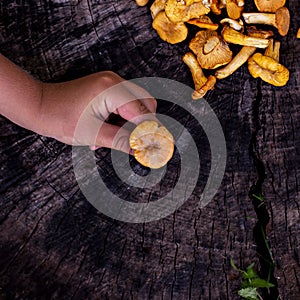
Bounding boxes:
[90,145,101,151]
[139,102,151,113]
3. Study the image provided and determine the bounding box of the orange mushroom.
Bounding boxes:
[135,0,149,6]
[189,30,232,69]
[165,0,210,23]
[187,15,219,30]
[254,0,286,13]
[248,53,289,86]
[152,11,188,44]
[222,26,270,48]
[242,7,290,36]
[129,121,174,169]
[183,52,217,99]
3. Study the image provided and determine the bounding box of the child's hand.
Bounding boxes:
[38,71,157,153]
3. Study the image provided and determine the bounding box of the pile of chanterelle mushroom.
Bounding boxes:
[135,0,295,99]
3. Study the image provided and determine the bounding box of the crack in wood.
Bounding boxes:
[248,80,280,300]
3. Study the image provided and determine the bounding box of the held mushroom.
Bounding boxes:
[242,7,290,36]
[183,52,217,99]
[215,46,256,79]
[297,28,300,38]
[254,0,286,13]
[222,26,270,48]
[189,30,232,69]
[129,120,174,169]
[248,53,289,86]
[165,0,210,23]
[152,11,188,44]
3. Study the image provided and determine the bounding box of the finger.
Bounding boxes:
[117,99,157,125]
[92,83,157,125]
[124,81,157,113]
[92,122,131,154]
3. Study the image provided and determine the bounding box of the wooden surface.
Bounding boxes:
[0,0,299,299]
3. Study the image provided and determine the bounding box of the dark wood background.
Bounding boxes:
[0,0,299,299]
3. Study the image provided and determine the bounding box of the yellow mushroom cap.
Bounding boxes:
[165,0,210,23]
[129,121,175,169]
[189,30,232,69]
[150,0,167,19]
[275,7,290,36]
[152,11,188,44]
[248,53,289,86]
[254,0,286,13]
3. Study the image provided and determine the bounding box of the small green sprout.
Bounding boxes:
[230,259,274,300]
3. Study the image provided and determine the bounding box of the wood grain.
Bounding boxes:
[0,0,299,299]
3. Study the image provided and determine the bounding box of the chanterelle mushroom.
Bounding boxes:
[152,11,188,44]
[297,28,300,39]
[220,18,244,31]
[264,39,280,61]
[165,0,210,23]
[226,0,243,20]
[183,52,217,99]
[135,0,149,6]
[150,0,166,19]
[248,53,289,86]
[189,30,232,69]
[254,0,286,13]
[129,120,174,169]
[187,15,219,30]
[222,26,270,48]
[215,46,256,79]
[246,26,274,39]
[242,7,290,36]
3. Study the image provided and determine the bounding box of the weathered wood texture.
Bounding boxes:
[0,0,299,299]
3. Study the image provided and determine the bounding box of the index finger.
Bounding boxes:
[92,79,158,124]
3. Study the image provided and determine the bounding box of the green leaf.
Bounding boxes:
[238,287,259,300]
[252,193,264,202]
[248,278,275,288]
[242,264,258,280]
[230,258,239,271]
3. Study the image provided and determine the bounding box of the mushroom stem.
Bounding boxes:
[183,52,207,91]
[220,18,243,31]
[203,36,220,54]
[192,76,217,99]
[243,12,276,26]
[242,7,290,36]
[246,26,274,39]
[222,26,269,48]
[264,39,280,61]
[183,52,216,99]
[215,46,256,79]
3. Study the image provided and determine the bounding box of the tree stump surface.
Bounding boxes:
[0,1,299,299]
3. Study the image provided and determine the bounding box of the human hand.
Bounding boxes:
[37,71,157,153]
